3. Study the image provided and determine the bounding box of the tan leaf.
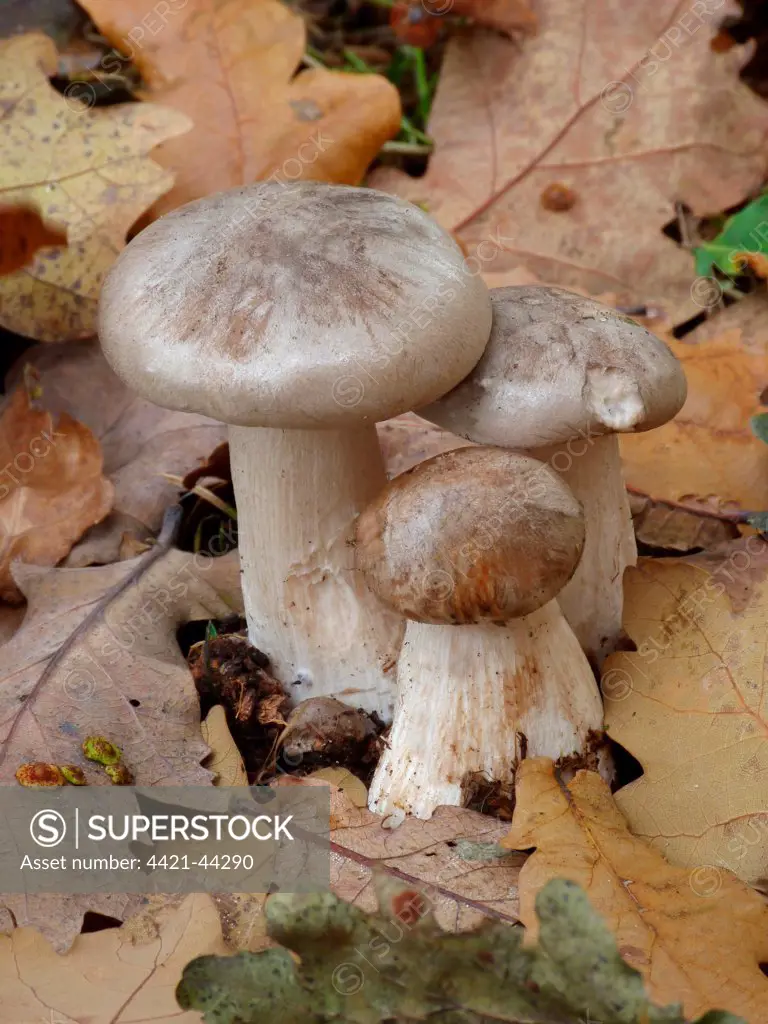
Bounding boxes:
[317,781,523,932]
[0,33,191,342]
[0,383,113,602]
[0,892,227,1024]
[309,766,369,808]
[8,343,228,564]
[502,757,768,1022]
[603,539,768,887]
[621,295,768,513]
[0,523,243,947]
[377,413,471,478]
[628,491,741,553]
[0,205,66,275]
[202,704,248,786]
[372,2,768,322]
[80,0,402,220]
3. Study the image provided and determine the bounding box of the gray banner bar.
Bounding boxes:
[0,787,329,894]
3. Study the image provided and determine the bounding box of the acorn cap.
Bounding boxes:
[98,183,492,429]
[421,286,687,448]
[354,446,585,625]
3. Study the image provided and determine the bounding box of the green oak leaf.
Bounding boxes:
[176,878,744,1024]
[693,194,768,278]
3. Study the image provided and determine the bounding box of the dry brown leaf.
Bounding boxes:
[503,757,768,1022]
[8,343,228,564]
[0,523,242,947]
[0,382,113,602]
[629,490,741,553]
[621,296,768,513]
[0,205,66,275]
[315,781,524,932]
[377,413,471,478]
[603,538,768,887]
[202,704,249,786]
[373,2,768,322]
[449,0,538,36]
[0,33,190,342]
[0,891,226,1024]
[81,0,401,220]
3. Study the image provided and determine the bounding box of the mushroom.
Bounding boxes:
[355,446,603,819]
[98,182,492,720]
[420,286,687,666]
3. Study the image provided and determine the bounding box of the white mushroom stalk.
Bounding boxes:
[98,182,493,720]
[369,603,603,818]
[421,286,687,666]
[355,446,604,819]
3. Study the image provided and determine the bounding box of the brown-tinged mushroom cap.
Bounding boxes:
[98,183,492,429]
[355,446,585,625]
[421,286,687,448]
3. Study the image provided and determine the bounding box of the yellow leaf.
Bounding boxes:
[202,705,248,787]
[0,383,114,602]
[621,296,768,513]
[0,33,191,342]
[603,540,768,887]
[80,0,402,219]
[503,757,768,1022]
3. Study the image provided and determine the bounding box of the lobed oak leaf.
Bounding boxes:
[0,33,191,341]
[603,539,768,888]
[372,1,768,322]
[0,381,113,602]
[503,758,768,1022]
[80,0,402,220]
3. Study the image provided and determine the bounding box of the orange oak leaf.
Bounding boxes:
[80,0,402,220]
[0,382,114,602]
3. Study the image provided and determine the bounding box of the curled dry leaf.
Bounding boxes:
[8,343,228,564]
[80,0,402,220]
[503,758,768,1022]
[0,382,113,602]
[373,1,768,321]
[621,296,768,514]
[603,539,768,888]
[0,892,227,1024]
[0,514,243,947]
[628,491,741,554]
[201,704,249,787]
[0,33,191,342]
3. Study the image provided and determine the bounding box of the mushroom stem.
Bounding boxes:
[534,434,637,666]
[368,600,604,819]
[229,425,404,720]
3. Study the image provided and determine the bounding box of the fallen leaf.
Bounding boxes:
[621,296,768,514]
[449,0,538,36]
[177,875,737,1024]
[8,343,228,563]
[0,205,66,275]
[602,538,768,887]
[377,412,470,478]
[503,758,768,1022]
[309,767,369,808]
[628,491,741,553]
[372,2,768,322]
[0,382,113,602]
[81,0,402,220]
[0,891,227,1024]
[694,192,768,278]
[201,704,248,786]
[0,33,190,341]
[0,514,243,947]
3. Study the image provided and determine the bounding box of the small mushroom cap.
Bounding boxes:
[354,446,585,625]
[98,183,492,429]
[421,286,687,448]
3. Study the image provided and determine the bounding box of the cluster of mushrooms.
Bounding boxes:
[99,182,687,820]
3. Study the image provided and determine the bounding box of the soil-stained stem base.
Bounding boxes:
[229,425,403,721]
[368,600,604,819]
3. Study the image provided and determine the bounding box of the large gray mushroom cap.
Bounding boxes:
[98,183,492,429]
[421,286,687,448]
